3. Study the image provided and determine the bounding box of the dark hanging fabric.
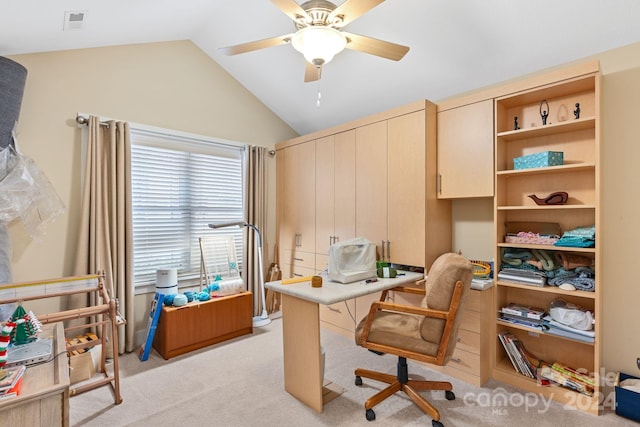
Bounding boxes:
[0,56,28,150]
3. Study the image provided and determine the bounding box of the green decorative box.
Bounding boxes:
[513,151,564,170]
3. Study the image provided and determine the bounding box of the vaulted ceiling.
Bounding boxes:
[2,0,640,135]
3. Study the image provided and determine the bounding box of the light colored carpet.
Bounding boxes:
[70,317,636,426]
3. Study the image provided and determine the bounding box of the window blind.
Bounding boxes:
[130,129,246,287]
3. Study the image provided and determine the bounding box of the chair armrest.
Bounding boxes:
[372,300,448,320]
[389,285,426,296]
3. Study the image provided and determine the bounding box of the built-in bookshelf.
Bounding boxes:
[492,64,601,415]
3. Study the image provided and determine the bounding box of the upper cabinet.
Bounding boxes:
[355,120,388,261]
[315,131,356,256]
[437,99,494,199]
[279,141,316,254]
[387,111,427,267]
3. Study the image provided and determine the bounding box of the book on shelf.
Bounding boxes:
[498,332,541,379]
[551,361,596,387]
[0,365,26,394]
[539,365,594,396]
[501,302,546,320]
[498,314,547,331]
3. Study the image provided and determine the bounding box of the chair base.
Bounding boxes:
[355,356,454,424]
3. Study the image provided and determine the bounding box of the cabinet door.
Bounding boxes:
[297,141,316,253]
[315,130,356,255]
[280,146,298,252]
[333,130,356,246]
[355,121,387,259]
[437,99,494,198]
[387,111,425,267]
[280,142,316,253]
[315,135,335,254]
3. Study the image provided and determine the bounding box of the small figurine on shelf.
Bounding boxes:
[540,99,550,125]
[514,116,520,130]
[528,191,569,206]
[574,102,581,119]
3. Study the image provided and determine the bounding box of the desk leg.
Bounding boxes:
[281,294,323,412]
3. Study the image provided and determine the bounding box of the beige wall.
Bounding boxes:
[448,42,640,378]
[6,40,298,333]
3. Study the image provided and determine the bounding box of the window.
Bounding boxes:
[130,127,246,288]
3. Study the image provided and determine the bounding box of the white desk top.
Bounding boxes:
[265,271,424,305]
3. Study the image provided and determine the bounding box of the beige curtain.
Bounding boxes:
[245,146,269,316]
[73,115,135,353]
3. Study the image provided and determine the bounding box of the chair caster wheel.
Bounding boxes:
[432,420,444,427]
[366,408,376,421]
[355,376,363,386]
[445,390,455,400]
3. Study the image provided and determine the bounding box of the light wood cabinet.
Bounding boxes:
[279,141,316,254]
[387,111,426,267]
[437,99,494,198]
[315,130,356,255]
[429,288,492,386]
[492,65,601,414]
[355,120,388,260]
[277,100,451,334]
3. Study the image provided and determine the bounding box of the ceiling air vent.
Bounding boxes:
[63,10,87,31]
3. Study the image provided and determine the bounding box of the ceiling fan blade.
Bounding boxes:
[328,0,385,27]
[271,0,312,24]
[342,31,409,61]
[219,34,293,56]
[304,61,322,82]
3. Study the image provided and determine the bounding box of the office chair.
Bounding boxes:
[354,252,473,427]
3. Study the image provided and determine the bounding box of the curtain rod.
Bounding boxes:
[76,113,275,156]
[76,115,109,127]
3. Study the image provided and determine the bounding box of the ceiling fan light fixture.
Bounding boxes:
[291,26,347,66]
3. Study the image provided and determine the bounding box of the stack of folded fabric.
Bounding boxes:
[554,225,596,248]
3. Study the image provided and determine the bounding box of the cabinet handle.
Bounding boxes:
[293,257,304,261]
[437,173,442,194]
[381,240,385,260]
[293,273,303,277]
[386,241,391,261]
[328,306,341,313]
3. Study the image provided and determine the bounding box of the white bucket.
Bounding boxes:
[156,268,178,295]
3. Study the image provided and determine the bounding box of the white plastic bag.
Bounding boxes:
[0,144,65,240]
[549,299,594,331]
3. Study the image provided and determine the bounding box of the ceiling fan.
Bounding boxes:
[219,0,410,82]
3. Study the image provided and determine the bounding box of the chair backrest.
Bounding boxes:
[419,252,473,364]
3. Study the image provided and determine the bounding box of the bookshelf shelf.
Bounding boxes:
[495,281,597,299]
[496,320,595,346]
